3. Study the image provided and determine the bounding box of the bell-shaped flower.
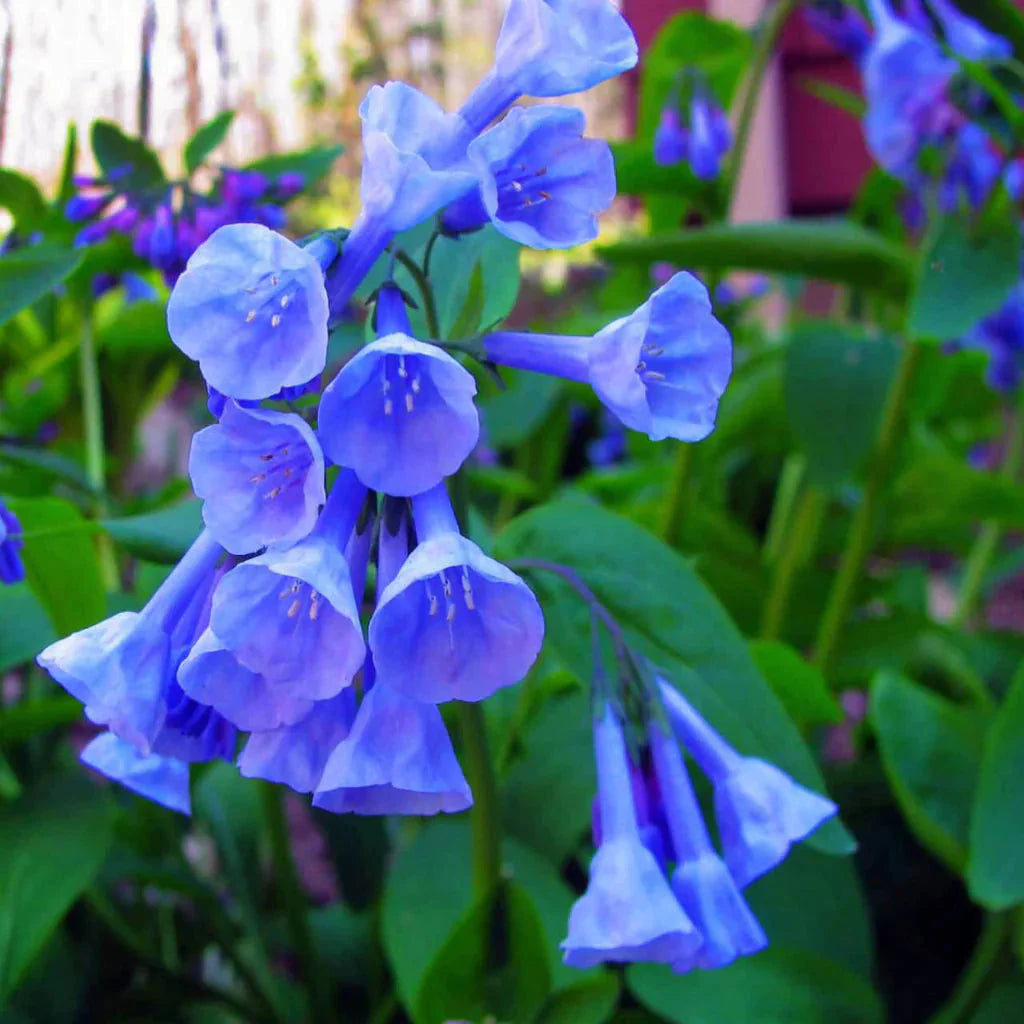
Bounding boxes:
[562,704,701,969]
[445,105,615,250]
[647,722,766,971]
[929,0,1011,60]
[81,731,192,815]
[37,531,223,751]
[460,0,638,135]
[369,482,543,703]
[804,1,872,63]
[654,107,688,166]
[686,95,732,181]
[0,499,25,585]
[167,223,337,400]
[962,283,1024,394]
[189,400,326,555]
[319,287,479,496]
[939,123,1002,213]
[482,271,732,442]
[659,680,838,888]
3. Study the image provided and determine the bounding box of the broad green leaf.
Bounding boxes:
[598,220,911,295]
[90,120,165,189]
[307,905,372,988]
[312,812,389,912]
[749,641,843,728]
[184,110,235,174]
[783,323,900,490]
[970,983,1024,1023]
[0,586,55,673]
[478,371,564,449]
[495,500,853,856]
[0,170,47,232]
[244,144,343,186]
[870,670,988,873]
[415,880,551,1024]
[908,213,1021,341]
[0,248,82,328]
[535,973,620,1024]
[102,500,202,564]
[0,443,98,497]
[968,663,1024,909]
[0,696,81,744]
[0,774,113,999]
[5,496,104,635]
[95,298,171,358]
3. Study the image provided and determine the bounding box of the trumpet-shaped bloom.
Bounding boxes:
[654,107,688,166]
[659,680,838,888]
[687,96,732,181]
[314,684,472,815]
[189,401,326,555]
[0,500,25,584]
[804,2,872,62]
[483,272,732,442]
[167,223,336,400]
[460,0,638,134]
[929,0,1011,60]
[562,705,700,969]
[81,732,191,815]
[369,484,543,703]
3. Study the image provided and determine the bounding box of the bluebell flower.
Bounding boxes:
[961,282,1024,393]
[0,499,25,585]
[803,2,873,62]
[318,285,479,496]
[929,0,1012,60]
[687,95,732,181]
[189,400,326,555]
[647,723,767,970]
[65,192,112,222]
[167,223,337,400]
[483,272,733,442]
[939,122,1001,212]
[659,680,838,888]
[369,482,544,703]
[81,732,192,815]
[654,107,689,166]
[562,703,702,969]
[444,105,615,249]
[325,83,477,316]
[459,0,638,135]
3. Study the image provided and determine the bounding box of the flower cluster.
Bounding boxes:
[653,76,732,181]
[566,683,837,970]
[0,498,25,585]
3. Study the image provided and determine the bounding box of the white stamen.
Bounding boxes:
[287,599,301,618]
[411,376,421,393]
[246,310,257,323]
[271,314,281,328]
[309,593,320,621]
[405,392,414,413]
[266,487,281,499]
[280,295,291,309]
[462,573,475,611]
[429,593,439,616]
[398,355,408,378]
[384,398,394,416]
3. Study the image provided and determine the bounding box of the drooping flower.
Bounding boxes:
[562,703,702,969]
[318,285,479,496]
[939,122,1002,212]
[929,0,1012,60]
[444,105,616,250]
[459,0,638,135]
[167,223,337,400]
[482,271,733,442]
[960,281,1024,394]
[803,1,873,62]
[189,400,326,555]
[81,731,192,815]
[0,499,25,585]
[658,681,838,888]
[654,106,689,167]
[686,94,732,181]
[369,482,544,703]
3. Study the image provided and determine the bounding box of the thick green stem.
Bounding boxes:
[812,340,923,675]
[763,454,806,562]
[928,912,1010,1024]
[457,702,502,898]
[660,443,693,545]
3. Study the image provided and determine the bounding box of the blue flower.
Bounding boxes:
[939,123,1001,212]
[961,282,1024,393]
[65,192,112,222]
[483,272,733,442]
[659,680,837,888]
[562,704,701,969]
[460,0,638,135]
[803,2,872,62]
[369,482,543,703]
[0,500,25,585]
[654,107,689,166]
[189,400,326,555]
[81,732,192,815]
[929,0,1012,60]
[319,288,480,496]
[167,223,337,400]
[687,95,732,181]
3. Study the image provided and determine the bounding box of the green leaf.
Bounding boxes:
[0,170,47,232]
[610,141,718,203]
[102,500,202,564]
[244,144,343,186]
[0,443,98,497]
[0,774,113,999]
[5,496,104,636]
[749,641,843,728]
[598,220,911,295]
[969,0,1024,57]
[478,371,564,449]
[798,77,866,118]
[55,124,78,211]
[969,983,1024,1023]
[89,120,165,189]
[495,500,853,856]
[908,213,1021,341]
[307,904,371,988]
[95,298,171,358]
[870,670,988,873]
[783,323,900,490]
[415,880,551,1024]
[535,973,620,1024]
[968,663,1024,909]
[0,696,81,744]
[184,110,235,175]
[0,248,82,328]
[0,586,56,673]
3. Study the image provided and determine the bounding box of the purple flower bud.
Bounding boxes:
[653,107,688,167]
[65,193,112,222]
[687,96,732,181]
[803,2,873,62]
[223,168,270,202]
[276,171,306,197]
[0,500,25,585]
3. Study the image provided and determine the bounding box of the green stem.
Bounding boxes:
[812,340,923,675]
[393,249,440,338]
[660,443,693,545]
[260,784,331,1023]
[928,912,1010,1024]
[953,408,1024,627]
[457,702,502,898]
[763,454,807,562]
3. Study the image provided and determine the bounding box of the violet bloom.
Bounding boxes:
[659,681,838,888]
[962,282,1024,394]
[325,83,477,316]
[189,400,326,555]
[648,724,767,971]
[369,482,543,703]
[459,0,638,135]
[929,0,1012,60]
[562,704,701,969]
[81,732,191,815]
[483,272,732,442]
[444,105,615,249]
[167,223,337,400]
[65,192,112,222]
[687,95,732,181]
[654,107,688,166]
[939,123,1001,212]
[0,500,25,585]
[803,1,872,62]
[318,285,479,496]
